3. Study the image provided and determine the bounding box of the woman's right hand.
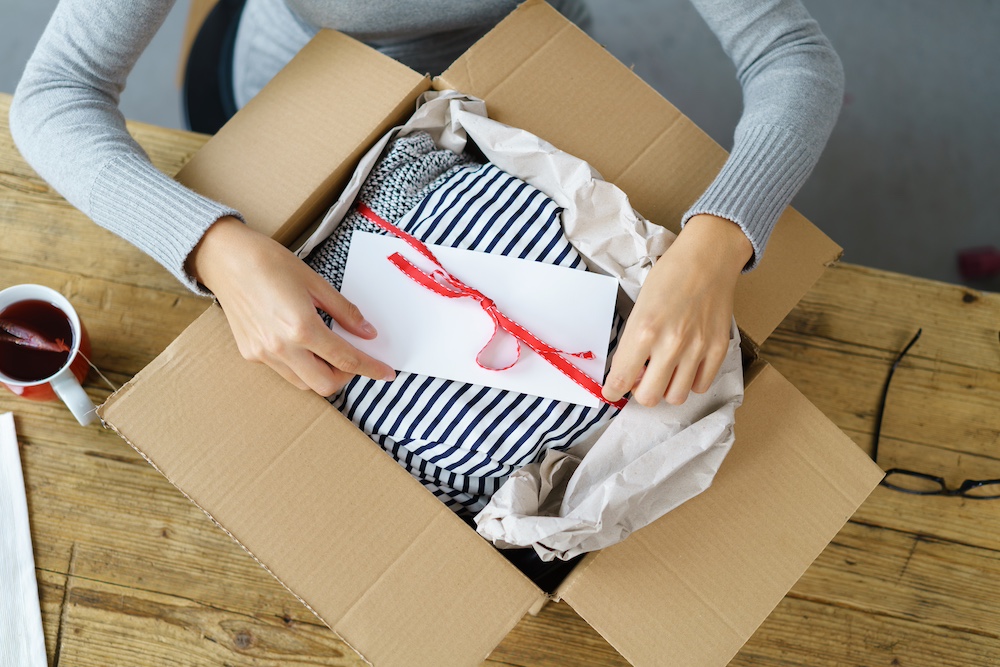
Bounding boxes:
[186,216,396,396]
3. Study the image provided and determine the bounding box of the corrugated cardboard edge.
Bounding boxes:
[555,362,885,667]
[98,327,375,666]
[174,30,431,244]
[99,305,547,667]
[548,357,770,604]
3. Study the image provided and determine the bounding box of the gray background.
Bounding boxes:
[2,0,998,288]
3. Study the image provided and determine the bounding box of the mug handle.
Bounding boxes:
[50,367,97,426]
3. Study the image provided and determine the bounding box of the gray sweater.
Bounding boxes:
[10,0,844,292]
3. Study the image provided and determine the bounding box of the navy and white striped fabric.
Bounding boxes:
[308,133,623,519]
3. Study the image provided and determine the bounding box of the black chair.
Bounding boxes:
[182,0,248,134]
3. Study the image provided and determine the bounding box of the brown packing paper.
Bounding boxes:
[477,322,743,559]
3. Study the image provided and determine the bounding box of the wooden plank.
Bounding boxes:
[0,258,207,378]
[768,263,1000,368]
[763,328,1000,462]
[37,568,68,663]
[489,593,1000,667]
[760,263,1000,553]
[851,444,1000,552]
[0,94,210,294]
[487,602,628,667]
[46,571,1000,667]
[14,400,1000,665]
[34,530,1000,667]
[732,596,999,667]
[14,426,323,625]
[53,576,360,666]
[792,521,1000,637]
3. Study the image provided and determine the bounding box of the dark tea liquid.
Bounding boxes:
[0,299,74,382]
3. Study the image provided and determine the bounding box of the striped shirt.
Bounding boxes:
[308,134,622,518]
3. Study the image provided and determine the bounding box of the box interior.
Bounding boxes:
[102,3,884,666]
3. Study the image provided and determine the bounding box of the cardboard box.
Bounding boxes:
[100,2,885,665]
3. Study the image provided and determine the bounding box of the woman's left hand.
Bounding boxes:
[602,214,753,407]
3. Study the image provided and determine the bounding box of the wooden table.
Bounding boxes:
[2,92,998,667]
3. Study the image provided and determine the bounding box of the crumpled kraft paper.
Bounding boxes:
[298,91,744,561]
[475,321,742,560]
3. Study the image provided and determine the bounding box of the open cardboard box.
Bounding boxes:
[99,2,885,665]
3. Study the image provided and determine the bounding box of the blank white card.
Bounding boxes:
[330,231,619,407]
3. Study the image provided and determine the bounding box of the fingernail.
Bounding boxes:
[383,370,396,382]
[361,320,377,336]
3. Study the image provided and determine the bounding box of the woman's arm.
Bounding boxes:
[604,0,844,407]
[683,0,845,268]
[10,0,239,292]
[10,0,394,395]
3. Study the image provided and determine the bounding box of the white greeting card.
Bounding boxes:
[330,231,619,407]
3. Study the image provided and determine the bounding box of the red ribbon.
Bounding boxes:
[356,202,627,410]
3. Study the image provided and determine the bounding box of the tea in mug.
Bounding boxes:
[0,299,74,382]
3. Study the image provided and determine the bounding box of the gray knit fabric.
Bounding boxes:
[9,0,843,289]
[305,132,478,297]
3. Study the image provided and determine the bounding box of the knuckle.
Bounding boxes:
[634,391,660,408]
[607,375,632,394]
[287,321,312,346]
[335,355,361,374]
[669,390,690,405]
[346,301,363,324]
[263,335,287,357]
[688,333,708,353]
[314,380,340,397]
[632,322,658,345]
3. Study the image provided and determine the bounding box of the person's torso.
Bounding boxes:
[233,0,590,107]
[286,0,523,41]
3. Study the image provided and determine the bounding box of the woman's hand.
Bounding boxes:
[186,216,396,396]
[602,214,753,407]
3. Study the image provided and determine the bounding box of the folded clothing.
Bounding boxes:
[306,132,623,519]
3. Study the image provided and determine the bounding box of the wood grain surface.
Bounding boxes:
[1,93,998,666]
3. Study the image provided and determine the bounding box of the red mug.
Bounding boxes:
[0,284,97,425]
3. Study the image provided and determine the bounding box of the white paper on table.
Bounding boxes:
[0,412,48,667]
[330,231,620,408]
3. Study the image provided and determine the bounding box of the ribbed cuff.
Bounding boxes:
[681,124,814,272]
[89,153,244,294]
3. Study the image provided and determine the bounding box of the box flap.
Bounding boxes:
[99,307,544,667]
[437,0,841,345]
[175,30,430,246]
[557,363,883,667]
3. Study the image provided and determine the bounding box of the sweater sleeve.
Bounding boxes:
[683,0,845,270]
[9,0,242,293]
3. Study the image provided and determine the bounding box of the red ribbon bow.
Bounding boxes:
[356,202,626,410]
